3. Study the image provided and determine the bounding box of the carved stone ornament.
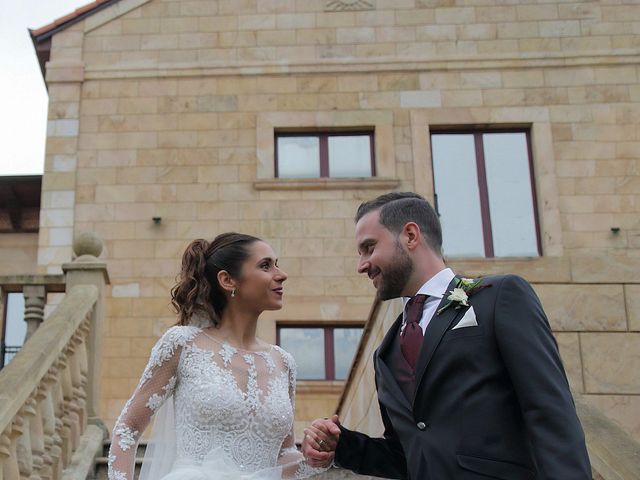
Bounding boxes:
[325,0,375,11]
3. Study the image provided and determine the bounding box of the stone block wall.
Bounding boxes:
[32,0,640,439]
[0,234,38,276]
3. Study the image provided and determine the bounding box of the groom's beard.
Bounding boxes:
[377,240,413,301]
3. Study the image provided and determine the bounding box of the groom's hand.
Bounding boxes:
[302,414,341,467]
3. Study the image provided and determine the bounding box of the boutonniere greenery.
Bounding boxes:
[437,277,490,315]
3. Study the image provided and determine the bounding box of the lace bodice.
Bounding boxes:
[108,326,327,479]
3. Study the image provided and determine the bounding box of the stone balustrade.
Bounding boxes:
[0,232,109,480]
[0,285,97,479]
[0,276,65,362]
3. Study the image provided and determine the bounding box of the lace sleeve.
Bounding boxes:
[107,326,198,480]
[276,349,332,479]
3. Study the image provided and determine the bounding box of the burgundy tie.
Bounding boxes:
[400,294,428,370]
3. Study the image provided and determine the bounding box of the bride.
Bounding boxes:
[108,233,332,479]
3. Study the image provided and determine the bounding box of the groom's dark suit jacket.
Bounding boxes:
[335,274,591,479]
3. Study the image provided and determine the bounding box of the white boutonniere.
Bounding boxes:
[437,277,490,315]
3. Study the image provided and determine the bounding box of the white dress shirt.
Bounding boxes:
[401,267,456,334]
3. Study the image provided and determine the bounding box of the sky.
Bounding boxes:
[0,0,90,176]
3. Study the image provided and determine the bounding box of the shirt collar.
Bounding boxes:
[402,267,455,308]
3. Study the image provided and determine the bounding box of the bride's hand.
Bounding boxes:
[302,415,341,467]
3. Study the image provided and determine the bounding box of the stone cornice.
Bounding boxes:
[0,274,65,292]
[83,49,640,80]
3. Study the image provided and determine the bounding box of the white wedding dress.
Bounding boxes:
[108,326,329,479]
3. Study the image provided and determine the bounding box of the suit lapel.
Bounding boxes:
[377,313,401,360]
[375,315,412,411]
[413,276,466,400]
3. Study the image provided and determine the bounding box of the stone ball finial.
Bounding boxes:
[73,231,103,259]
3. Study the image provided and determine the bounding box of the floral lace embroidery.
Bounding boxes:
[220,342,236,366]
[114,423,138,451]
[146,375,176,412]
[139,326,199,386]
[257,351,276,373]
[243,353,263,412]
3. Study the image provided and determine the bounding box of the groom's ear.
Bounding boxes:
[403,222,421,251]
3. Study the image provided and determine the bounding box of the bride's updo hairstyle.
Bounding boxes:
[171,232,262,327]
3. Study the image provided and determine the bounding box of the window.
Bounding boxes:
[430,129,541,258]
[1,292,26,368]
[276,132,374,178]
[277,325,363,380]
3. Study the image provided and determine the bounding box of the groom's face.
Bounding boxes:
[355,210,413,300]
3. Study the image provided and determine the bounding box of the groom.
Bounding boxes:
[302,192,591,479]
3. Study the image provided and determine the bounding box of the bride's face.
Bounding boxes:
[235,241,287,312]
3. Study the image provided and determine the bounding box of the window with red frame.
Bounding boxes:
[277,325,363,380]
[275,132,375,178]
[430,129,541,258]
[0,292,26,369]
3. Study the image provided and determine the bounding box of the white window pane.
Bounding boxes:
[483,133,539,257]
[277,136,320,178]
[333,328,362,380]
[4,293,26,365]
[431,134,485,257]
[279,328,325,379]
[328,136,372,177]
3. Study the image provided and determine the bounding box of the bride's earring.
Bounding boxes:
[231,288,236,298]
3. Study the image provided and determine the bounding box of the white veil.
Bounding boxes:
[139,313,213,480]
[138,377,177,479]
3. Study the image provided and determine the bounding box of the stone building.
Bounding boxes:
[3,0,638,466]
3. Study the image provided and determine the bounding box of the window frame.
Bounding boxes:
[0,291,24,369]
[276,323,364,381]
[274,131,376,179]
[430,127,542,258]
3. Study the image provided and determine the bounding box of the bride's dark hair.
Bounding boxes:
[171,232,262,327]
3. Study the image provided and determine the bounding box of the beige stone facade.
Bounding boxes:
[0,234,38,276]
[27,0,640,443]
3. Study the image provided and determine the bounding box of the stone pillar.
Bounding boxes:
[23,285,46,341]
[62,232,109,425]
[36,24,84,275]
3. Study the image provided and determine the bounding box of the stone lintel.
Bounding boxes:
[254,177,401,191]
[297,381,345,395]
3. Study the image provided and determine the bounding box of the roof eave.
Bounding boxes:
[29,0,121,82]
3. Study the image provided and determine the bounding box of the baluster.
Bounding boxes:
[56,356,73,469]
[22,285,46,341]
[25,396,44,480]
[15,413,33,478]
[69,331,87,435]
[63,344,81,455]
[38,381,55,480]
[0,427,20,480]
[32,385,50,479]
[77,320,90,432]
[48,363,64,480]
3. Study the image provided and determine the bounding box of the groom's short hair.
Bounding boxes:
[355,192,443,256]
